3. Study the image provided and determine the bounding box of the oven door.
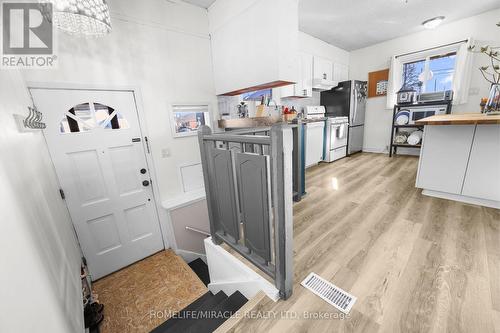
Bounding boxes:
[330,123,348,150]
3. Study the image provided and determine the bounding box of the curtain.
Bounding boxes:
[386,56,402,109]
[452,38,474,105]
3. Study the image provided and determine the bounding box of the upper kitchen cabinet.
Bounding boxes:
[208,0,299,96]
[312,56,336,90]
[281,53,313,98]
[333,63,349,82]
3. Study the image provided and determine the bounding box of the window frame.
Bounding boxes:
[400,47,458,94]
[59,102,130,134]
[170,104,211,138]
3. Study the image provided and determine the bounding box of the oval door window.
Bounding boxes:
[60,102,129,133]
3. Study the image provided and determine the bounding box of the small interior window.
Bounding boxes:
[171,105,210,137]
[60,102,129,134]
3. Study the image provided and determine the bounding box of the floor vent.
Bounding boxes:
[301,272,357,314]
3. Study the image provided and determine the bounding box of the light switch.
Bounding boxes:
[161,148,170,158]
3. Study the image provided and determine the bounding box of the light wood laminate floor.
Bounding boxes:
[224,153,500,333]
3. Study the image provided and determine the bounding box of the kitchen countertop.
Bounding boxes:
[218,116,284,128]
[416,113,500,125]
[218,116,326,129]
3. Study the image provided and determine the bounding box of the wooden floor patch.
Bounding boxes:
[92,250,207,333]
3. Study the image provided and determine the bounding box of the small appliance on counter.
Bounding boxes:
[397,88,417,105]
[320,80,367,155]
[417,90,454,104]
[304,106,326,168]
[324,116,348,162]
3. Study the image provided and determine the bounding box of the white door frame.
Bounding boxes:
[27,81,174,251]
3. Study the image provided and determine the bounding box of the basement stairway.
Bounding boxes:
[150,258,248,333]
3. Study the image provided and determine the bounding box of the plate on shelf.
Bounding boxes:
[395,110,410,125]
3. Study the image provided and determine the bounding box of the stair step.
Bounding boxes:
[188,258,210,286]
[185,291,248,333]
[150,291,227,333]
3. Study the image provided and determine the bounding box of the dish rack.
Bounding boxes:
[389,101,452,157]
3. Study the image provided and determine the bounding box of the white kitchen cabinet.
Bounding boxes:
[209,0,299,95]
[416,125,475,195]
[281,53,313,98]
[305,121,325,168]
[416,123,500,208]
[313,56,333,82]
[333,63,349,82]
[312,56,338,90]
[462,125,500,201]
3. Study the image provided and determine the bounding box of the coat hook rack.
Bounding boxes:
[13,106,46,132]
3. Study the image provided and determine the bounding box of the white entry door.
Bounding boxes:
[31,88,164,280]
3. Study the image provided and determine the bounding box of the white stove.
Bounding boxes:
[324,116,349,162]
[304,106,326,120]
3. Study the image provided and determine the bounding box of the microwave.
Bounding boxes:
[402,105,448,124]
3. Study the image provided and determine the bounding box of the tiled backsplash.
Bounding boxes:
[280,91,321,114]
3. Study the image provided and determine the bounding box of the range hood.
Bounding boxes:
[313,78,338,91]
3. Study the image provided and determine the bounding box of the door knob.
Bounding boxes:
[140,168,147,174]
[142,180,150,187]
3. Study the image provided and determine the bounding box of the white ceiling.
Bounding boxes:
[299,0,500,51]
[181,0,215,8]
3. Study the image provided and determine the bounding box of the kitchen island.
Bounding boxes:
[415,113,500,208]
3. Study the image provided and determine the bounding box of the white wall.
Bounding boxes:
[350,8,500,153]
[21,0,217,202]
[0,71,83,332]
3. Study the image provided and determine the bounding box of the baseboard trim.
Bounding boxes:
[362,147,388,154]
[422,189,500,209]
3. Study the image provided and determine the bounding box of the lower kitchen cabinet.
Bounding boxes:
[305,121,325,168]
[416,125,475,195]
[416,123,500,208]
[462,124,500,201]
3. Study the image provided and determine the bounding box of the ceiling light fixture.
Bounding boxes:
[40,0,111,36]
[422,16,445,30]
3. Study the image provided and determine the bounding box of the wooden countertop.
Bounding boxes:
[218,115,314,128]
[218,116,284,128]
[416,113,500,125]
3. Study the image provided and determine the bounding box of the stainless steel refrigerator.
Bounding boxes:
[320,80,367,155]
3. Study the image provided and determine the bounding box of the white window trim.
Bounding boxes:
[400,44,459,93]
[169,104,211,138]
[388,42,468,109]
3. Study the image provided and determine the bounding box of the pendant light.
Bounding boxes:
[40,0,111,36]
